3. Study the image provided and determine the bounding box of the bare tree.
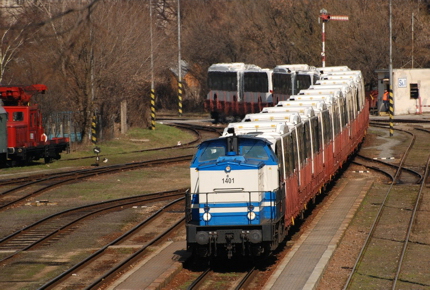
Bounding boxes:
[0,25,26,83]
[13,1,162,142]
[2,0,430,137]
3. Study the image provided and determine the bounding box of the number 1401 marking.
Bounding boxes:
[222,177,234,184]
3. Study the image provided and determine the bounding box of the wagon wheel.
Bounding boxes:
[44,157,53,164]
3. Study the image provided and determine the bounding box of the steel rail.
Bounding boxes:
[392,146,430,288]
[0,189,186,264]
[356,154,422,183]
[0,155,192,211]
[55,123,203,162]
[38,198,185,290]
[351,160,394,181]
[343,125,416,289]
[187,268,212,290]
[234,266,257,290]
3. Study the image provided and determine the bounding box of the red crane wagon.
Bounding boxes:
[0,84,69,166]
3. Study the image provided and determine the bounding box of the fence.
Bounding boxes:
[44,111,82,143]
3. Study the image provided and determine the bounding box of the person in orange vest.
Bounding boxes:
[383,89,389,112]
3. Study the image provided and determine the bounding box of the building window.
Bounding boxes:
[410,83,419,99]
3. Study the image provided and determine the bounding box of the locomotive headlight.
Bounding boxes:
[202,205,211,221]
[247,205,256,220]
[225,166,231,173]
[202,212,212,221]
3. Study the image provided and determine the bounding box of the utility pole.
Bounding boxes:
[319,9,349,67]
[411,12,414,69]
[89,6,100,166]
[150,0,156,130]
[389,0,394,136]
[177,0,183,117]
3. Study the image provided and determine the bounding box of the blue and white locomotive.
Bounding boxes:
[186,65,369,259]
[186,122,288,258]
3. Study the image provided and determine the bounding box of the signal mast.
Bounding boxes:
[319,8,349,67]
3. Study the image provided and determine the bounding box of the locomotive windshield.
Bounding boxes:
[197,138,270,162]
[12,112,24,122]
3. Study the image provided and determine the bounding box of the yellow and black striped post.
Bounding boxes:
[389,89,394,136]
[150,88,156,130]
[91,113,97,144]
[178,81,183,117]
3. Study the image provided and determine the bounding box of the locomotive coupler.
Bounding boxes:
[241,231,246,255]
[209,231,217,256]
[225,233,234,259]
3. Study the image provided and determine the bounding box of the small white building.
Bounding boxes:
[376,68,430,115]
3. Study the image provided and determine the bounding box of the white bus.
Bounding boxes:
[272,64,320,104]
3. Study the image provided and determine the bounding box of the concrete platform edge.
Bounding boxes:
[107,241,174,290]
[263,178,374,290]
[306,179,374,290]
[145,262,183,290]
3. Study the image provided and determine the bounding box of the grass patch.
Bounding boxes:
[47,166,190,203]
[66,124,196,158]
[0,124,196,173]
[113,247,137,255]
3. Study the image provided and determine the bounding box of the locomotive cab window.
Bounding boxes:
[196,138,272,163]
[13,112,24,122]
[243,144,269,160]
[199,144,226,162]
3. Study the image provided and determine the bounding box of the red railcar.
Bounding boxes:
[0,85,69,166]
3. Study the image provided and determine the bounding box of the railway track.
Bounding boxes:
[353,154,422,184]
[370,118,430,124]
[170,122,225,135]
[54,122,204,163]
[53,122,223,163]
[343,126,430,289]
[0,189,186,264]
[0,155,192,210]
[4,120,429,289]
[0,121,220,289]
[0,121,220,184]
[38,198,185,290]
[187,265,258,290]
